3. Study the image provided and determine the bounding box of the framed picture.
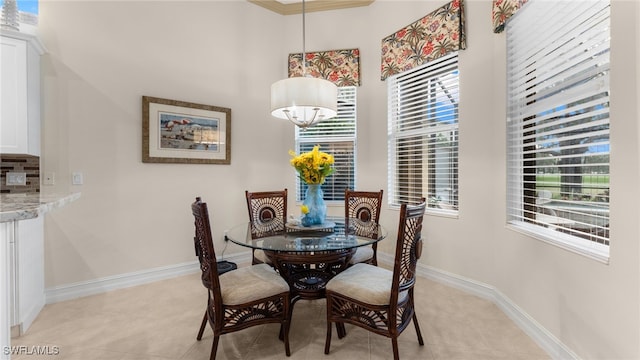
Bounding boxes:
[142,96,231,164]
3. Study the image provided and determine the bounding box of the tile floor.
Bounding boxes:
[12,272,550,360]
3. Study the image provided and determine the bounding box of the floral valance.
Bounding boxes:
[380,0,466,81]
[492,0,528,33]
[288,48,360,87]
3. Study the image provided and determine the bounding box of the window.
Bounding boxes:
[506,0,610,261]
[387,53,459,213]
[294,86,356,202]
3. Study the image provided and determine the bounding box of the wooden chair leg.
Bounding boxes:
[336,323,346,339]
[324,319,332,354]
[413,313,424,345]
[197,311,207,340]
[210,335,220,360]
[391,337,400,360]
[283,319,291,356]
[280,299,296,341]
[281,295,292,356]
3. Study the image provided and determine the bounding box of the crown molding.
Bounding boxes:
[248,0,374,15]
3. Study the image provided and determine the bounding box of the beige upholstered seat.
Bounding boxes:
[327,263,408,305]
[191,197,291,360]
[345,189,383,266]
[325,199,426,360]
[252,249,272,265]
[348,246,375,265]
[218,263,289,305]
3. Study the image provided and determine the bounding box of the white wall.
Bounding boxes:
[38,1,639,359]
[39,0,291,281]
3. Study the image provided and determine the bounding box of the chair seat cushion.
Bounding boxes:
[219,263,289,305]
[254,249,273,264]
[348,246,374,264]
[327,263,407,305]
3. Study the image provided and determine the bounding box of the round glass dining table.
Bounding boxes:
[225,216,387,302]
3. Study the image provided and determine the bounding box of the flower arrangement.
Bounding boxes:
[288,145,335,185]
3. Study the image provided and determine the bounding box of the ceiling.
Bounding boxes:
[248,0,375,15]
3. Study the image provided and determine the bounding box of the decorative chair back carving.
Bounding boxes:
[245,189,288,238]
[391,199,426,307]
[245,189,288,265]
[192,197,220,294]
[345,189,383,265]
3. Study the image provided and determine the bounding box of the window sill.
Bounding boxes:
[506,221,609,264]
[388,205,458,219]
[426,208,459,219]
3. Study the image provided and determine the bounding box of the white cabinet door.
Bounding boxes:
[0,36,28,154]
[0,216,45,344]
[15,216,44,334]
[0,222,12,360]
[0,33,43,156]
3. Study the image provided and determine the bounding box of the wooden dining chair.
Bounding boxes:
[345,189,383,266]
[191,197,291,360]
[245,189,288,265]
[325,199,426,360]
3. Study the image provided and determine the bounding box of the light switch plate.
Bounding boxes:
[6,172,27,186]
[72,172,83,185]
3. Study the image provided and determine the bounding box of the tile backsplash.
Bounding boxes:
[0,154,40,193]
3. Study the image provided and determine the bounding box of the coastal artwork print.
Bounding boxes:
[142,96,231,164]
[159,113,219,151]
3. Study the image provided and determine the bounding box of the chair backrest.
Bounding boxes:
[191,197,221,297]
[390,198,426,305]
[245,189,288,239]
[344,189,383,239]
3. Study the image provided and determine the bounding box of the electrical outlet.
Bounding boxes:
[43,172,55,185]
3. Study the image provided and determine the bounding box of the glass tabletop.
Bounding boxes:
[225,216,387,252]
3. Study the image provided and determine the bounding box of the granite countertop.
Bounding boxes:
[0,193,81,222]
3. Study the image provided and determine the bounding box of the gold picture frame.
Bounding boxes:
[142,96,231,164]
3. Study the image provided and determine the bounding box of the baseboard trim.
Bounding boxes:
[46,251,577,359]
[45,253,246,304]
[377,253,579,360]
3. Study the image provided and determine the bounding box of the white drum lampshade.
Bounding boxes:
[271,76,338,129]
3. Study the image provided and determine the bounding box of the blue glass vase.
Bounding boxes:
[301,184,326,226]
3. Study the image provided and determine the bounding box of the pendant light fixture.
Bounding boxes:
[270,0,338,129]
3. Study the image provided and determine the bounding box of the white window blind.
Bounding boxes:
[506,0,610,260]
[387,53,459,213]
[295,86,356,202]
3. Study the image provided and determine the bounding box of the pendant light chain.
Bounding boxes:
[302,0,307,77]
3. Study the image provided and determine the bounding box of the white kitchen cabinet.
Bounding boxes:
[1,217,45,339]
[13,216,45,336]
[0,193,80,358]
[0,217,44,360]
[0,31,44,156]
[0,222,11,360]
